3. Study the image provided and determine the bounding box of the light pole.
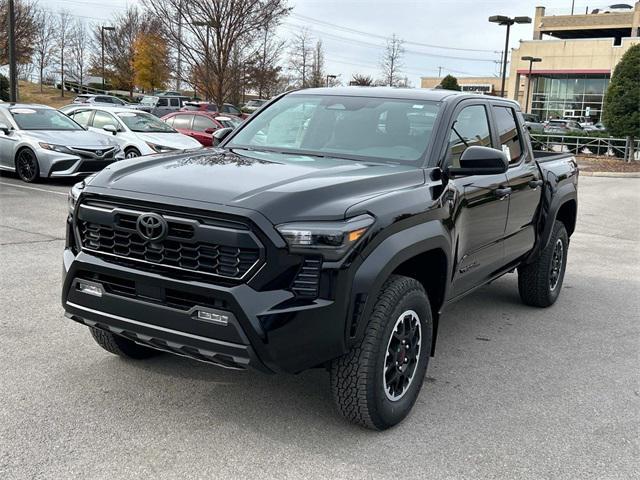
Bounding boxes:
[488,15,531,98]
[521,56,542,113]
[101,26,115,92]
[326,74,336,87]
[193,21,212,101]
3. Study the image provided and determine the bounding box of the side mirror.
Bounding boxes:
[0,123,10,135]
[212,127,233,146]
[204,127,216,134]
[447,146,508,177]
[103,124,118,135]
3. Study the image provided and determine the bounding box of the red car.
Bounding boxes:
[180,101,249,119]
[161,111,243,146]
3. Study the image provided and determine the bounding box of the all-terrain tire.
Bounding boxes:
[330,275,432,430]
[518,220,569,307]
[89,327,161,359]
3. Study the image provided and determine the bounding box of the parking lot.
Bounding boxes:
[0,174,638,480]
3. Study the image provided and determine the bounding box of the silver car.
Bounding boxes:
[0,103,124,183]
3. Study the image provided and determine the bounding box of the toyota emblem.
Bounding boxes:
[136,213,168,242]
[95,150,103,157]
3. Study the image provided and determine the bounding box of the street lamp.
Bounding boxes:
[521,56,542,113]
[326,74,337,87]
[101,26,115,92]
[488,15,531,98]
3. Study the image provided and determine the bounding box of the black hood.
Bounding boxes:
[87,149,426,224]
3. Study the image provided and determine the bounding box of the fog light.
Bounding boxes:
[196,309,229,326]
[78,281,103,297]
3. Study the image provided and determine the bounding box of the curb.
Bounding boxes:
[579,171,640,178]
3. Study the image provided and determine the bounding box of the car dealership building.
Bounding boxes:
[421,3,640,123]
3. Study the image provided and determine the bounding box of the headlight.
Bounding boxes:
[276,214,374,261]
[68,173,97,215]
[39,142,73,154]
[146,142,177,153]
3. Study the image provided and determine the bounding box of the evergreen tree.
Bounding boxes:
[603,44,640,162]
[439,75,461,91]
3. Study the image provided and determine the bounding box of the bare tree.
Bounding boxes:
[350,73,374,86]
[143,0,290,107]
[57,11,72,97]
[309,39,325,88]
[247,26,285,98]
[0,0,38,65]
[380,33,405,87]
[288,28,313,88]
[69,20,88,91]
[32,8,58,92]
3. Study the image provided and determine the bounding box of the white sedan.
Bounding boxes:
[59,105,202,158]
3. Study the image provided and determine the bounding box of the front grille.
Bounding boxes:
[76,199,263,281]
[71,147,116,159]
[77,160,115,172]
[291,258,322,298]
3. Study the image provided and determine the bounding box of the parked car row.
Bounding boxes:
[0,99,248,183]
[522,114,607,135]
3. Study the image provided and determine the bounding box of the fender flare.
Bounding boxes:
[347,220,451,346]
[527,182,577,263]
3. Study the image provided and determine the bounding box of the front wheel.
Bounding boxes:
[124,147,141,159]
[518,220,569,307]
[15,149,40,183]
[330,275,432,430]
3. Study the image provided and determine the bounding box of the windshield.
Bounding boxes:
[11,108,83,131]
[116,111,175,133]
[228,94,440,164]
[140,96,158,106]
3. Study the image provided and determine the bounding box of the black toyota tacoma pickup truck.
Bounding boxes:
[62,88,578,430]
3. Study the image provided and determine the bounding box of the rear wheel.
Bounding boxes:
[89,327,161,359]
[15,149,40,183]
[518,220,569,307]
[124,147,141,159]
[330,275,432,430]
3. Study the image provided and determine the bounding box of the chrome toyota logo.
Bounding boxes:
[95,150,103,157]
[136,213,168,242]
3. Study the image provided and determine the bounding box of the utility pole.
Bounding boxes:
[176,0,182,92]
[571,0,575,15]
[438,66,442,77]
[7,0,18,102]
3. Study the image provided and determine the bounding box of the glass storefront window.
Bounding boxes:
[531,73,609,123]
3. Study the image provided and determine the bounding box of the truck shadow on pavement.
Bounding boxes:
[82,274,542,438]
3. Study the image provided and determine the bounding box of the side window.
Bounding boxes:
[447,105,492,167]
[69,110,93,127]
[493,106,523,164]
[172,114,192,129]
[227,105,240,115]
[169,98,180,107]
[96,96,111,104]
[157,98,169,107]
[192,115,216,132]
[92,111,118,129]
[111,97,125,106]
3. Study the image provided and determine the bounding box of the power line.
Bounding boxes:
[290,12,497,53]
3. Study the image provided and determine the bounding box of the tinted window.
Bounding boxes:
[192,115,216,132]
[95,96,111,103]
[172,114,192,129]
[69,110,93,127]
[206,104,219,111]
[493,106,523,164]
[111,97,125,106]
[169,98,180,107]
[92,111,118,129]
[224,104,240,114]
[157,98,169,107]
[447,105,492,167]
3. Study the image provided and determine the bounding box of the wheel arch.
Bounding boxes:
[348,220,451,356]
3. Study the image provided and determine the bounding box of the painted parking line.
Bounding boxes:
[0,181,68,196]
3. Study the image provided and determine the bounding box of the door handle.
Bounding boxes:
[528,179,544,189]
[494,187,512,199]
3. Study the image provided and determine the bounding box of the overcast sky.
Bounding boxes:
[42,0,606,86]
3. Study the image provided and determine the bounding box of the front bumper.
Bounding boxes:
[40,149,125,178]
[62,244,351,374]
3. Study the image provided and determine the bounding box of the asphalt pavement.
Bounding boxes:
[0,174,638,480]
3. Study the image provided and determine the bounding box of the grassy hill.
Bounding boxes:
[16,81,73,109]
